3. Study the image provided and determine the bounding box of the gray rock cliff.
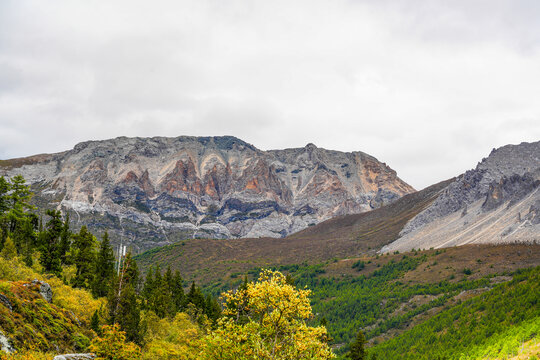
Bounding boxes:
[382,141,540,253]
[0,136,414,252]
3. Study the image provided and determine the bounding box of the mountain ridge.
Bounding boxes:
[382,140,540,252]
[0,135,414,252]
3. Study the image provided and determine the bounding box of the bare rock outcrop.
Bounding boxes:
[400,141,540,237]
[0,136,414,252]
[53,354,95,360]
[382,141,540,253]
[23,280,53,303]
[0,294,13,312]
[0,330,14,354]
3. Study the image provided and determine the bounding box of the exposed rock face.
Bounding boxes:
[482,173,540,211]
[0,294,13,312]
[382,141,540,253]
[0,136,413,252]
[526,200,540,225]
[23,280,53,303]
[0,330,15,354]
[35,280,53,303]
[53,354,95,360]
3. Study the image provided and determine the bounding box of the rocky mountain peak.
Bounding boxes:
[1,135,414,252]
[382,141,540,253]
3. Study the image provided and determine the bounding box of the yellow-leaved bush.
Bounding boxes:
[0,256,105,324]
[0,350,54,360]
[142,311,204,360]
[90,324,141,360]
[200,269,335,360]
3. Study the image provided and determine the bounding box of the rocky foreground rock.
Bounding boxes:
[0,136,413,252]
[382,141,540,253]
[53,354,95,360]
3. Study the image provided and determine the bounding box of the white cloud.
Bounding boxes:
[0,0,539,189]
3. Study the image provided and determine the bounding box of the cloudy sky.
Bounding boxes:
[0,0,539,189]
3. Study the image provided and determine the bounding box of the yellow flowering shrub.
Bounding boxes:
[142,311,204,360]
[90,324,141,360]
[0,350,53,360]
[201,269,335,360]
[0,256,104,325]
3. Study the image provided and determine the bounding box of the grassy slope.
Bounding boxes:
[0,257,104,354]
[0,280,92,353]
[135,179,453,284]
[370,266,540,360]
[132,175,540,359]
[197,244,540,357]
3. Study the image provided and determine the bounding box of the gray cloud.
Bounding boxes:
[0,0,539,189]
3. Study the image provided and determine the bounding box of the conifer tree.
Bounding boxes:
[163,266,175,316]
[205,294,222,322]
[152,268,167,317]
[0,175,35,249]
[171,270,185,313]
[143,266,187,317]
[122,253,140,289]
[141,266,155,310]
[108,253,142,344]
[186,281,206,310]
[12,214,38,262]
[348,330,367,360]
[0,176,9,214]
[59,213,72,264]
[72,226,97,289]
[6,175,33,233]
[164,266,173,288]
[91,310,100,334]
[92,232,115,298]
[40,209,63,275]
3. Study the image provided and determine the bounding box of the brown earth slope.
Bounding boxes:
[135,179,452,283]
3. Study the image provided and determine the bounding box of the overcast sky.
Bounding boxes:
[1,0,539,189]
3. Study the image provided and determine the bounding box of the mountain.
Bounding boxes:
[0,136,414,252]
[134,178,452,284]
[134,142,539,286]
[382,141,540,253]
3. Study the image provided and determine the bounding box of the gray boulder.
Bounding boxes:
[23,279,53,303]
[0,330,15,354]
[53,354,95,360]
[0,293,12,311]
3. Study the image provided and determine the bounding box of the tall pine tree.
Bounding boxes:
[71,226,97,289]
[91,232,115,298]
[6,175,33,234]
[171,269,185,313]
[348,330,367,360]
[40,209,63,275]
[59,213,72,264]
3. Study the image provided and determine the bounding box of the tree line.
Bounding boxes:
[0,174,220,344]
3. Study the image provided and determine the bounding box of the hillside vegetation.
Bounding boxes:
[1,174,539,360]
[135,179,453,284]
[0,257,101,354]
[197,244,540,358]
[371,266,540,359]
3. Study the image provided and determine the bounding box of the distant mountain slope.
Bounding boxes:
[135,179,450,284]
[382,141,540,253]
[197,243,540,358]
[370,265,540,360]
[0,136,413,252]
